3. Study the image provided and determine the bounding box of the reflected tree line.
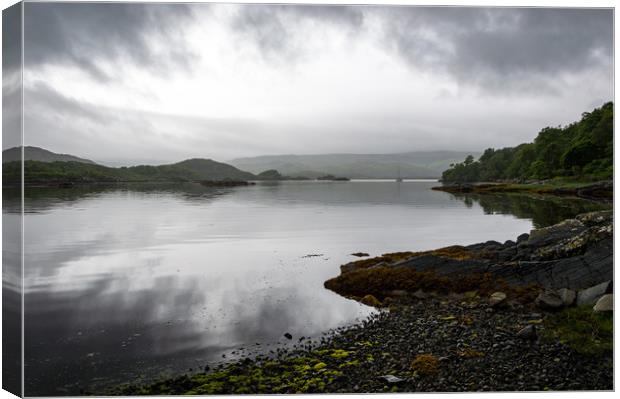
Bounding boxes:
[450,192,610,228]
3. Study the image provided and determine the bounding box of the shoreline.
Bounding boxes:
[432,180,612,201]
[111,297,612,395]
[106,209,613,395]
[4,178,441,189]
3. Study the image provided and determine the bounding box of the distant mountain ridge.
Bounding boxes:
[230,151,479,179]
[2,147,255,184]
[3,146,481,184]
[2,146,97,164]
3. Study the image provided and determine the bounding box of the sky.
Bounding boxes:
[3,2,614,165]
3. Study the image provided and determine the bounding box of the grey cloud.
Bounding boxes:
[231,4,365,61]
[2,3,23,150]
[20,4,613,92]
[2,2,21,72]
[230,5,612,93]
[380,7,613,92]
[24,2,197,81]
[2,82,22,151]
[25,82,107,124]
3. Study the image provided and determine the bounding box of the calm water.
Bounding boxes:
[2,180,609,395]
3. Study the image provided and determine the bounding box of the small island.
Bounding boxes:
[317,174,351,181]
[199,180,255,187]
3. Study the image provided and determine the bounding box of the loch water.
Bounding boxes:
[2,180,609,395]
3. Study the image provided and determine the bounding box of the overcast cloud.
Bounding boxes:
[12,3,613,164]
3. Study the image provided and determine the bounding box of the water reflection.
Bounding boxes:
[444,192,611,228]
[15,181,605,395]
[7,183,237,214]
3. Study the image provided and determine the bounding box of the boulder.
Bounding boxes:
[593,294,613,313]
[413,289,430,300]
[576,281,612,306]
[517,233,529,244]
[535,290,564,310]
[378,375,405,384]
[556,288,576,306]
[489,292,507,307]
[516,325,537,340]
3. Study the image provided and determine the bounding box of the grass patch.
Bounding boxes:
[341,246,485,274]
[411,354,439,377]
[542,305,613,356]
[111,354,348,395]
[325,266,540,302]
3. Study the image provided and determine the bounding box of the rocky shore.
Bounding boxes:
[109,210,613,395]
[111,295,612,394]
[326,210,612,297]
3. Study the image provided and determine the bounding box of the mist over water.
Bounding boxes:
[6,180,608,395]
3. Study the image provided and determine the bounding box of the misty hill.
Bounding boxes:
[2,148,256,185]
[2,146,96,165]
[127,158,255,181]
[230,151,479,179]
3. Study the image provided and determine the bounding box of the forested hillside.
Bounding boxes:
[442,102,613,183]
[2,158,256,185]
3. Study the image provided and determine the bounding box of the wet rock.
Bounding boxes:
[593,294,613,313]
[527,219,585,248]
[351,252,370,257]
[516,325,537,340]
[283,333,293,340]
[557,288,576,306]
[378,375,405,384]
[535,290,564,310]
[413,289,430,300]
[489,292,507,307]
[533,222,612,261]
[576,210,613,225]
[577,281,612,306]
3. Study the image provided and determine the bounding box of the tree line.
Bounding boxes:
[442,102,613,183]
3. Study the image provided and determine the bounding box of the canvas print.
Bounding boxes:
[1,1,614,396]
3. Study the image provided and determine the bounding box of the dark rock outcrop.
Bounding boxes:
[326,211,612,297]
[400,211,611,289]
